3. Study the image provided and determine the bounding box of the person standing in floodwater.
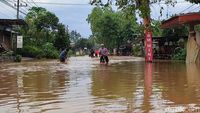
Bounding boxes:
[99,44,109,64]
[59,48,69,63]
[89,48,95,58]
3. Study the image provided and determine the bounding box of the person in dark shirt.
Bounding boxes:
[59,48,69,63]
[89,49,95,58]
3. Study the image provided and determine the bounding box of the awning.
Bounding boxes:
[161,12,200,28]
[0,19,26,26]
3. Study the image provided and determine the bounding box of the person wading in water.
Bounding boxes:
[99,44,109,64]
[59,48,69,63]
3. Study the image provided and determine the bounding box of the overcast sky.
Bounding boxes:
[0,0,199,38]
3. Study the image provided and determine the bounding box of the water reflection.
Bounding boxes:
[154,62,188,104]
[186,63,200,102]
[0,61,70,113]
[0,57,200,113]
[142,63,153,113]
[91,62,144,112]
[153,62,200,112]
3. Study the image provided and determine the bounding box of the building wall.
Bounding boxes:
[0,30,12,50]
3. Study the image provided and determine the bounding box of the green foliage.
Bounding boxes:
[42,43,59,59]
[162,25,188,37]
[195,25,200,31]
[90,0,177,18]
[21,45,43,58]
[75,38,93,50]
[186,0,200,4]
[18,7,70,59]
[172,48,186,60]
[133,44,143,56]
[20,43,59,59]
[151,20,163,36]
[87,7,141,50]
[22,7,60,46]
[54,23,70,50]
[67,49,75,56]
[69,30,82,43]
[14,55,22,62]
[26,7,59,31]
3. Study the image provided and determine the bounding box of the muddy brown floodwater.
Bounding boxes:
[0,56,200,113]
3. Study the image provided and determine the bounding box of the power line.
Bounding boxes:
[0,3,15,18]
[25,1,189,6]
[152,1,187,5]
[0,3,14,18]
[29,0,38,7]
[0,1,17,16]
[6,0,31,11]
[180,4,195,13]
[22,0,33,8]
[0,0,27,15]
[28,2,90,6]
[188,5,200,12]
[20,7,28,14]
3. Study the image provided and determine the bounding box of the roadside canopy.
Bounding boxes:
[0,19,26,26]
[161,12,200,28]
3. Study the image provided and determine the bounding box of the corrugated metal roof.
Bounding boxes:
[161,12,200,28]
[0,19,26,26]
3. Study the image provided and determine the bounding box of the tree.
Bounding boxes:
[21,7,60,46]
[26,7,59,31]
[162,26,188,37]
[18,7,71,58]
[20,6,70,49]
[186,0,200,4]
[151,20,163,37]
[54,23,70,50]
[87,7,119,49]
[87,7,141,50]
[69,30,82,44]
[75,38,93,50]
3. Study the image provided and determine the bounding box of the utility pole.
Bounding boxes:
[17,0,20,19]
[16,0,27,19]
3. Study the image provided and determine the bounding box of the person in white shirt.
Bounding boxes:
[99,44,109,64]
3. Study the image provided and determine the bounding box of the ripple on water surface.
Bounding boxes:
[0,57,200,113]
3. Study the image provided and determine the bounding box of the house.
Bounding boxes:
[161,12,200,63]
[0,19,26,51]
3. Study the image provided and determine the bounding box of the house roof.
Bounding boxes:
[0,19,26,26]
[161,12,200,28]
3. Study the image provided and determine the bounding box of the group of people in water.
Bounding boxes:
[59,44,109,64]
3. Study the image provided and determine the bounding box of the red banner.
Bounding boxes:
[145,31,153,62]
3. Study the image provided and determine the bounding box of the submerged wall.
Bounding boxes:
[186,31,200,63]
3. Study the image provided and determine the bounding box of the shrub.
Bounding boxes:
[67,49,75,57]
[20,45,43,58]
[133,44,142,56]
[172,47,186,60]
[42,42,59,59]
[19,43,59,59]
[14,55,22,62]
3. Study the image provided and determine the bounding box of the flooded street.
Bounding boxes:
[0,56,200,113]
